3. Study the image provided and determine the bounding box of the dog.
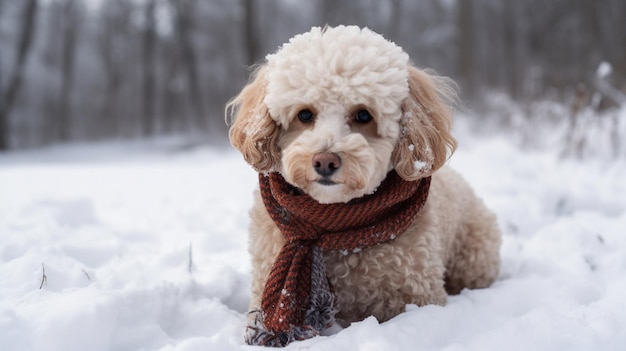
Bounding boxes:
[227,26,501,346]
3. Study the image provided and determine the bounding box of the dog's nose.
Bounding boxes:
[312,152,341,177]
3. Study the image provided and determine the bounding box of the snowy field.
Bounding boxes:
[1,121,626,351]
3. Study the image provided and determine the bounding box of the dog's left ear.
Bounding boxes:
[392,66,458,180]
[226,66,281,173]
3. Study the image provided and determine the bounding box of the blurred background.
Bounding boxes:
[1,0,625,156]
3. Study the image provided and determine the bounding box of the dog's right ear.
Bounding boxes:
[226,66,281,173]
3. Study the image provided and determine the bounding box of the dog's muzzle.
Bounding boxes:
[312,152,341,185]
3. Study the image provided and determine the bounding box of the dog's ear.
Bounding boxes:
[392,66,458,180]
[226,66,280,173]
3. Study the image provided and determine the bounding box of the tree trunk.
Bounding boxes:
[98,4,120,138]
[142,0,157,136]
[0,0,38,150]
[457,0,474,97]
[503,1,520,100]
[172,0,206,132]
[243,0,259,66]
[387,0,402,40]
[56,0,79,142]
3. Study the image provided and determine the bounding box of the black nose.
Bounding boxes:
[312,152,341,177]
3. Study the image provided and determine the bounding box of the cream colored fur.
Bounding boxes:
[227,26,501,328]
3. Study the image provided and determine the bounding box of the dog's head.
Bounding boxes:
[227,26,457,204]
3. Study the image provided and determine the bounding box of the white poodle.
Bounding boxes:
[227,25,501,347]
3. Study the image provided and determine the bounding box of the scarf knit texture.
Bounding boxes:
[246,170,431,347]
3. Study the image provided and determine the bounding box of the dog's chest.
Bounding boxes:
[322,237,425,325]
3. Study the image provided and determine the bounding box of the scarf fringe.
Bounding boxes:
[304,246,337,330]
[245,309,319,347]
[246,247,337,347]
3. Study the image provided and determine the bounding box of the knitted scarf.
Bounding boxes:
[246,170,431,347]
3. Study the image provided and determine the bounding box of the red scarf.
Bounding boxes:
[247,170,431,346]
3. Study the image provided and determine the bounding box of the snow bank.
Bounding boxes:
[1,133,625,350]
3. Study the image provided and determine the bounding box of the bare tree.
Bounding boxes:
[0,0,38,150]
[502,1,520,100]
[97,2,118,136]
[142,0,157,136]
[55,0,80,142]
[169,0,206,132]
[457,0,474,97]
[386,0,403,39]
[97,0,132,138]
[159,38,182,134]
[243,0,260,66]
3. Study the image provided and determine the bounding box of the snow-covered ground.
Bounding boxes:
[1,123,625,351]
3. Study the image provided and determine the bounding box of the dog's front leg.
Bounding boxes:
[244,190,288,345]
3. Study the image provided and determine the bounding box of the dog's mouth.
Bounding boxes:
[317,178,337,186]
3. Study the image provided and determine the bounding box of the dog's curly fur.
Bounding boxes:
[227,26,501,328]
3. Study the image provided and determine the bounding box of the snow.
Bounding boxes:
[597,61,613,79]
[1,128,626,350]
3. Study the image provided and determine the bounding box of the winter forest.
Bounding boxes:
[1,0,625,151]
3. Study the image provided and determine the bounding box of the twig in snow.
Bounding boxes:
[39,263,47,289]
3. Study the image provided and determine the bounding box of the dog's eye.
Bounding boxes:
[355,109,373,123]
[298,109,314,123]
